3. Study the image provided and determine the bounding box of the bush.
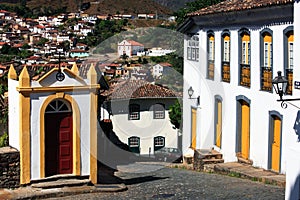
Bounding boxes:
[0,132,8,147]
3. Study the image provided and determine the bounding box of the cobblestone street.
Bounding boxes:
[53,163,285,200]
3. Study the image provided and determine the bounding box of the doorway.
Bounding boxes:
[45,99,73,177]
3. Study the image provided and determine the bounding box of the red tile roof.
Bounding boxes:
[127,40,144,47]
[188,0,293,16]
[104,79,177,100]
[158,62,172,67]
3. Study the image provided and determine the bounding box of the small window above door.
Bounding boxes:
[45,99,72,113]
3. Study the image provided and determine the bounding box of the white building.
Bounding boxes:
[178,0,300,198]
[137,48,175,57]
[118,40,144,57]
[100,79,180,155]
[152,62,172,79]
[8,64,99,185]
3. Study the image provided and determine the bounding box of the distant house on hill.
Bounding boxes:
[118,40,144,57]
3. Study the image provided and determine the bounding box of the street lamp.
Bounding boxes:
[272,71,300,108]
[188,86,200,106]
[56,45,65,81]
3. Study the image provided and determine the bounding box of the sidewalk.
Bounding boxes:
[0,174,127,200]
[170,162,286,187]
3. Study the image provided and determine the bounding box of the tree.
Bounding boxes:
[174,0,225,25]
[169,99,182,130]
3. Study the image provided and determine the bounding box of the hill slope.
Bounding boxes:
[0,0,172,16]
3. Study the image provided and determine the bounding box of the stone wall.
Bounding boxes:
[0,146,20,188]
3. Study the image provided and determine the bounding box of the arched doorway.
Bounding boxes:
[269,111,282,172]
[45,99,73,177]
[236,96,251,160]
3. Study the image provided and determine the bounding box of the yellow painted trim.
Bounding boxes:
[88,63,98,184]
[242,34,250,42]
[224,35,230,41]
[288,34,294,42]
[19,66,30,87]
[8,64,17,80]
[71,63,79,75]
[17,85,100,94]
[263,33,272,68]
[216,101,222,148]
[19,66,31,184]
[40,93,81,178]
[272,117,281,172]
[241,102,250,159]
[263,34,272,43]
[89,92,98,184]
[191,108,197,149]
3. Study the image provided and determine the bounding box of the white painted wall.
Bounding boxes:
[285,1,300,199]
[183,22,296,173]
[7,70,93,180]
[8,79,20,150]
[108,99,178,155]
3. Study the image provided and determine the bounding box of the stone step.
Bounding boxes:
[30,174,89,184]
[237,157,253,165]
[195,149,223,160]
[201,158,224,165]
[31,178,91,189]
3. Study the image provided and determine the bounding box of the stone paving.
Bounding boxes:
[51,162,285,200]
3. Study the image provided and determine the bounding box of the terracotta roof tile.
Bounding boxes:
[104,79,178,100]
[127,40,144,47]
[188,0,293,16]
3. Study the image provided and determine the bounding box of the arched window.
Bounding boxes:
[128,136,140,154]
[260,28,273,92]
[207,30,215,80]
[239,28,251,87]
[129,104,140,120]
[284,26,294,95]
[187,34,199,61]
[221,30,230,82]
[45,99,71,113]
[154,136,165,151]
[153,103,165,119]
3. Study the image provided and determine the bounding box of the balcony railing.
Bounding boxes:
[286,68,293,95]
[261,67,272,92]
[208,60,214,80]
[240,64,250,87]
[222,61,230,83]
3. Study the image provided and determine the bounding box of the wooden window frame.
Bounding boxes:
[129,104,140,120]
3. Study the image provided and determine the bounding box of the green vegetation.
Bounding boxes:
[0,44,33,62]
[0,132,8,147]
[150,53,183,74]
[80,19,128,47]
[0,3,66,18]
[174,0,225,25]
[169,99,182,130]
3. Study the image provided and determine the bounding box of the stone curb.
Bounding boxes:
[169,163,286,188]
[0,184,128,200]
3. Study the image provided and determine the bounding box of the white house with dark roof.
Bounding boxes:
[178,0,300,198]
[100,79,181,156]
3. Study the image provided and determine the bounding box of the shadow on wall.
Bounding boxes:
[288,173,300,200]
[97,119,135,184]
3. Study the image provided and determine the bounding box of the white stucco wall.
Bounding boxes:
[8,79,20,150]
[183,22,296,173]
[109,98,179,155]
[285,1,300,199]
[28,71,92,180]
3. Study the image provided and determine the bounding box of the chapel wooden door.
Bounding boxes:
[45,100,73,177]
